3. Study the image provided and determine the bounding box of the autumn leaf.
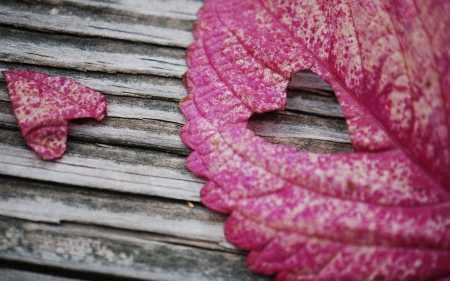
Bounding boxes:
[179,0,450,280]
[2,70,107,160]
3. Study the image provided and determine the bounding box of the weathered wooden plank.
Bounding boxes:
[0,175,231,248]
[288,70,334,94]
[0,3,194,48]
[0,141,204,201]
[286,97,344,118]
[261,135,353,154]
[0,217,269,281]
[69,121,188,153]
[0,127,193,174]
[249,120,350,143]
[0,111,189,155]
[0,87,186,125]
[0,62,188,101]
[0,268,88,281]
[286,90,345,118]
[1,88,185,124]
[0,27,187,78]
[249,109,351,142]
[51,0,202,21]
[107,104,185,124]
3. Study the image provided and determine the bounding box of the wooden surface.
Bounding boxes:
[0,0,352,280]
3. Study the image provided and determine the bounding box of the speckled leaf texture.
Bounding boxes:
[179,0,450,280]
[2,70,106,160]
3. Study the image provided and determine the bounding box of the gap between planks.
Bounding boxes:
[0,216,269,281]
[0,143,205,201]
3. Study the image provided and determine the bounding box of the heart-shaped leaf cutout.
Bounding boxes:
[180,0,450,280]
[2,70,107,160]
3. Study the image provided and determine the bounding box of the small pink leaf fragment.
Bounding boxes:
[2,70,106,160]
[180,0,450,280]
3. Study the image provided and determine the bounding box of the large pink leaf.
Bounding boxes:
[180,0,450,280]
[2,70,106,160]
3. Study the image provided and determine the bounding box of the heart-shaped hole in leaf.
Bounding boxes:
[248,70,353,154]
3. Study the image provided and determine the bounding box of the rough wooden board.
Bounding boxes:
[0,128,203,199]
[47,0,203,21]
[286,90,345,118]
[2,89,186,125]
[0,175,230,247]
[249,110,351,143]
[249,120,350,143]
[261,136,353,154]
[0,142,204,201]
[0,217,270,281]
[0,268,88,281]
[0,127,193,174]
[0,27,187,77]
[0,2,194,48]
[0,62,188,101]
[288,70,334,94]
[0,111,190,156]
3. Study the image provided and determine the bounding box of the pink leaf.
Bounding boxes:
[180,0,450,280]
[2,70,106,160]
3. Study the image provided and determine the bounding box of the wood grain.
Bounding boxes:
[0,27,187,77]
[0,0,196,48]
[47,0,202,21]
[0,136,203,201]
[0,62,189,101]
[0,175,227,247]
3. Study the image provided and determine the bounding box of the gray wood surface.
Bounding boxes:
[0,0,351,280]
